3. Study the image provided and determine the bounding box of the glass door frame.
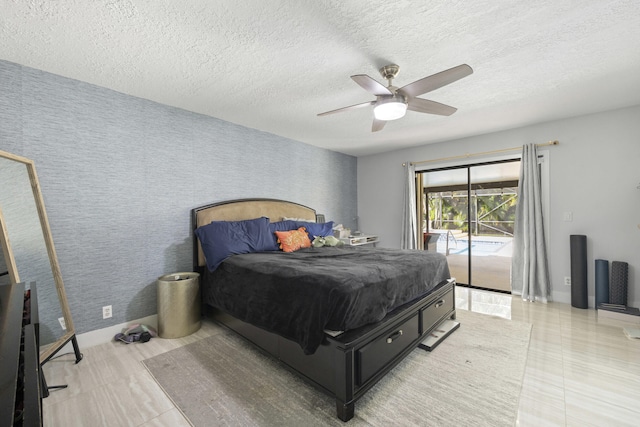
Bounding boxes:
[417,158,521,292]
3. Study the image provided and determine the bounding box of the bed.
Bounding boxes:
[192,198,457,422]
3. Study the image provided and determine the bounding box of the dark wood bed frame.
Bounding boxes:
[192,198,456,422]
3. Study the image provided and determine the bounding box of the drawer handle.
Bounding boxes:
[386,330,403,344]
[434,299,445,308]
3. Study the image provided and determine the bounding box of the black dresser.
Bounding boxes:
[0,282,42,426]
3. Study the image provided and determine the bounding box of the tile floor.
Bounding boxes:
[41,287,640,426]
[456,287,640,427]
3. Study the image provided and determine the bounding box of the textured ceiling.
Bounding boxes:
[1,1,640,156]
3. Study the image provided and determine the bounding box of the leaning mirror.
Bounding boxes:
[0,149,81,364]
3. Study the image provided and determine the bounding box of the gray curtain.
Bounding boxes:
[401,162,417,249]
[511,144,551,302]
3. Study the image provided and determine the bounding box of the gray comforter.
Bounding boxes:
[203,246,450,354]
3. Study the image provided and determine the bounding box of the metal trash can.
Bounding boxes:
[157,272,201,338]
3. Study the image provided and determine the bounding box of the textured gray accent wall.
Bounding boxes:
[0,59,357,336]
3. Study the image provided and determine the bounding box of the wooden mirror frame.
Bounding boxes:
[0,150,81,364]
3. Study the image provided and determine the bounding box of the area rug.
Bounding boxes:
[143,309,531,426]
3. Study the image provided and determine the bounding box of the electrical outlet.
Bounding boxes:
[103,305,112,319]
[564,276,571,286]
[58,317,67,330]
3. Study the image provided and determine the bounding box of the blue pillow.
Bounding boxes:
[295,221,334,241]
[267,220,335,250]
[195,216,273,271]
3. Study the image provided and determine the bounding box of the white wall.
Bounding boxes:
[358,105,640,307]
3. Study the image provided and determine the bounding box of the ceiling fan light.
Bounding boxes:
[374,98,407,121]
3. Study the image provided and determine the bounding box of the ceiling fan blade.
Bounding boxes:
[351,75,393,96]
[398,64,473,98]
[317,101,374,116]
[372,118,387,132]
[407,98,458,116]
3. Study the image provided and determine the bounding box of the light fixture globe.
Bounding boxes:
[374,95,407,121]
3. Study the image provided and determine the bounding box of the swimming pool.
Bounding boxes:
[436,237,512,257]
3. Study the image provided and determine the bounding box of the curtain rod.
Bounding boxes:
[403,140,559,167]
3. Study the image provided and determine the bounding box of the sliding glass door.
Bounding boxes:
[422,168,470,283]
[420,160,520,293]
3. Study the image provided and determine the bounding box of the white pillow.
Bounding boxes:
[282,216,315,222]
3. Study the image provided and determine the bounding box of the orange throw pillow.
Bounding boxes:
[274,227,312,253]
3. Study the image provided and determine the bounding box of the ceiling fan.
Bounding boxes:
[317,63,473,132]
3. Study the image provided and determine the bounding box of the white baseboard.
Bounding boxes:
[54,314,158,355]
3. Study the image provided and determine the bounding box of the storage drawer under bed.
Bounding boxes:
[421,286,454,333]
[356,313,420,385]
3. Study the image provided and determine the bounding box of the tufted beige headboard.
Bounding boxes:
[192,198,316,268]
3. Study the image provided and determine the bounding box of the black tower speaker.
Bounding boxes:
[570,235,588,309]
